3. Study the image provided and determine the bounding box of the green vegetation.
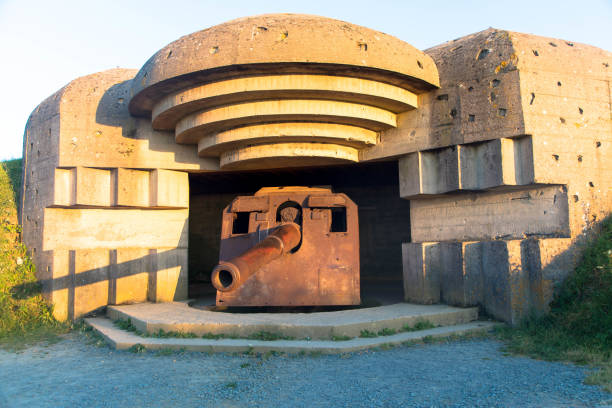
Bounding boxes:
[114,319,198,339]
[377,328,397,336]
[331,335,351,341]
[128,343,146,353]
[2,159,22,208]
[0,161,65,349]
[359,329,377,338]
[246,331,294,341]
[403,320,436,332]
[497,216,612,392]
[359,320,435,339]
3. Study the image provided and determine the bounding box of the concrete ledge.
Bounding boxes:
[86,317,499,354]
[107,302,478,340]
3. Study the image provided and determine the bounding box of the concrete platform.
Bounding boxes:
[86,317,498,354]
[106,301,480,339]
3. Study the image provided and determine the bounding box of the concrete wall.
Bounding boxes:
[395,29,611,323]
[21,69,215,320]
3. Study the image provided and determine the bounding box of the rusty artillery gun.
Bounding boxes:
[211,187,360,306]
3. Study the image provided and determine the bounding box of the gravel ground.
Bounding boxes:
[0,334,609,408]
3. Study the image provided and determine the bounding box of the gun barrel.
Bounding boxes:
[211,223,301,292]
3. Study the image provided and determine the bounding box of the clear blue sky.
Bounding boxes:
[0,0,610,160]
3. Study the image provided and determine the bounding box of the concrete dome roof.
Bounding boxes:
[129,14,439,116]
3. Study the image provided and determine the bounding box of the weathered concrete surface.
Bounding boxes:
[396,29,611,323]
[106,302,478,340]
[86,316,497,354]
[128,14,439,116]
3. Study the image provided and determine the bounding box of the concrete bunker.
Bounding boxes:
[20,14,611,325]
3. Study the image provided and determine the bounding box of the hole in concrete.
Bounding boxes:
[532,50,539,56]
[490,92,496,102]
[566,42,574,47]
[491,79,501,88]
[436,94,449,101]
[37,150,40,157]
[276,201,302,225]
[232,212,250,234]
[577,155,583,162]
[530,93,535,105]
[560,117,566,124]
[468,114,475,122]
[578,107,583,115]
[498,108,507,117]
[552,154,559,161]
[450,108,457,118]
[357,41,367,51]
[118,98,124,104]
[604,62,610,68]
[596,141,601,148]
[330,207,347,232]
[167,50,172,58]
[477,49,490,60]
[589,181,594,187]
[209,46,219,54]
[218,270,234,288]
[450,45,463,52]
[468,86,474,92]
[573,194,579,202]
[549,42,557,47]
[417,60,423,69]
[557,81,562,87]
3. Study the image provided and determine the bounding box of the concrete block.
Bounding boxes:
[439,242,483,307]
[74,167,112,207]
[150,169,189,208]
[73,249,111,318]
[148,248,188,303]
[480,240,530,325]
[42,208,188,250]
[402,242,440,304]
[410,185,570,242]
[50,250,70,321]
[116,168,150,207]
[53,168,74,206]
[399,146,459,198]
[110,248,150,305]
[459,140,504,190]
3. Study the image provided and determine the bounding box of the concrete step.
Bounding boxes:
[107,302,480,340]
[86,317,499,354]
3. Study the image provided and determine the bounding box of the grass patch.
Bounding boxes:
[246,331,294,341]
[496,216,612,392]
[2,159,21,208]
[359,329,377,338]
[377,328,397,336]
[0,161,66,349]
[331,335,352,341]
[128,343,146,353]
[403,319,436,332]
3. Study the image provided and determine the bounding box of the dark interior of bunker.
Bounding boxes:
[188,160,411,308]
